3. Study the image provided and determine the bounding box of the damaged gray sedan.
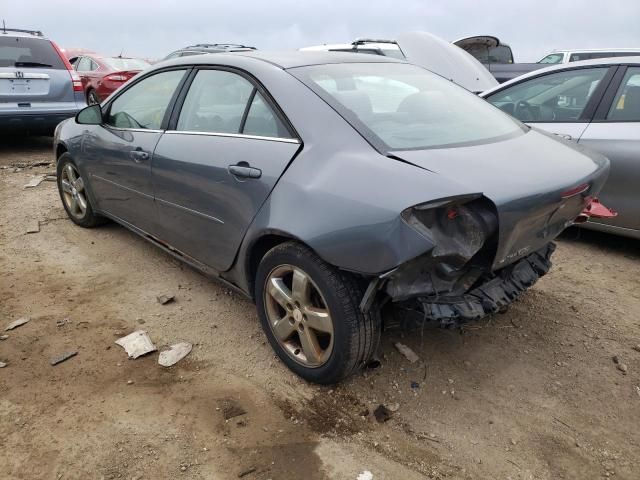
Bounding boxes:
[54,52,613,383]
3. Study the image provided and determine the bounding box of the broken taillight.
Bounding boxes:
[574,197,617,224]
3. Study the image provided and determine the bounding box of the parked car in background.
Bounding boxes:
[69,54,150,104]
[54,51,612,383]
[302,31,498,93]
[482,57,640,239]
[453,35,544,83]
[538,48,640,64]
[163,43,256,60]
[0,27,85,134]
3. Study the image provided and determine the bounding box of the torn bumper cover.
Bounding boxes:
[403,243,555,327]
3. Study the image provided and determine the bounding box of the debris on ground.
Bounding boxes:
[158,342,192,367]
[0,361,7,368]
[357,470,374,480]
[50,351,78,366]
[221,399,247,420]
[0,335,8,340]
[238,466,256,478]
[617,363,628,374]
[5,317,30,331]
[395,342,420,363]
[56,318,68,328]
[26,221,40,234]
[387,402,400,412]
[612,355,621,364]
[44,174,57,182]
[633,345,640,352]
[24,175,45,188]
[635,386,640,398]
[115,330,157,359]
[373,405,392,423]
[156,294,175,305]
[410,381,420,389]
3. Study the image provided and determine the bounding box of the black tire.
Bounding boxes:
[56,153,106,228]
[255,241,381,384]
[87,89,100,105]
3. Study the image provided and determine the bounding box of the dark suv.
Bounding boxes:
[163,44,256,60]
[0,27,85,134]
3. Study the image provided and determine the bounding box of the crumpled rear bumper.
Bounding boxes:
[417,242,555,327]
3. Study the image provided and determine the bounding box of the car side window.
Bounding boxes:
[76,57,90,72]
[607,67,640,122]
[106,69,185,130]
[89,59,99,71]
[176,69,254,134]
[243,91,289,138]
[486,68,607,122]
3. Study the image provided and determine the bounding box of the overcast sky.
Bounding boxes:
[5,0,640,61]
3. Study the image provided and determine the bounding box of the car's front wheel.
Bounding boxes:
[255,242,380,384]
[87,89,100,105]
[57,153,105,228]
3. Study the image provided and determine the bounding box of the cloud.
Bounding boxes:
[5,0,640,61]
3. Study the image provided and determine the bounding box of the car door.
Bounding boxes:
[82,67,188,234]
[484,66,616,141]
[577,65,640,233]
[151,67,301,272]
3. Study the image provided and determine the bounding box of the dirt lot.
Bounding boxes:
[1,135,639,480]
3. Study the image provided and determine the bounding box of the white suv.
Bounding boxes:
[538,49,640,65]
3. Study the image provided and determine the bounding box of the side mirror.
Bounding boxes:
[76,104,103,125]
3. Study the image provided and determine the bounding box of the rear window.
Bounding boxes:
[0,36,65,69]
[102,57,150,71]
[292,62,524,151]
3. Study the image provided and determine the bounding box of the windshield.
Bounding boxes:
[0,36,65,68]
[467,45,514,64]
[538,53,564,64]
[102,57,150,71]
[292,62,523,151]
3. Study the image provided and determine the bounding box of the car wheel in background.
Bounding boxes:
[56,153,106,228]
[255,241,380,384]
[87,89,100,105]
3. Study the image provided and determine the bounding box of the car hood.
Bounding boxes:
[390,128,609,269]
[397,31,498,93]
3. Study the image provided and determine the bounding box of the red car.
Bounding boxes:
[70,54,150,104]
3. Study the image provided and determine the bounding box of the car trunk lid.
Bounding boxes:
[389,129,609,270]
[396,31,498,93]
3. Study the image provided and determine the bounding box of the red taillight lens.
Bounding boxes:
[50,41,84,92]
[106,74,128,81]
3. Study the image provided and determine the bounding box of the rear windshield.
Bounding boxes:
[0,36,65,69]
[292,62,524,151]
[102,57,150,71]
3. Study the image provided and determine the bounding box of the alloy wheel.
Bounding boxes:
[87,91,99,105]
[60,163,88,220]
[264,264,334,367]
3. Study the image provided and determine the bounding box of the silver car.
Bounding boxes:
[482,57,640,239]
[54,52,610,383]
[0,28,85,134]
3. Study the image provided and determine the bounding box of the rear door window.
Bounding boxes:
[106,69,186,130]
[0,36,65,69]
[75,57,91,72]
[607,67,640,121]
[486,68,608,122]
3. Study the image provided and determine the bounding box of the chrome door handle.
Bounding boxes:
[554,133,573,141]
[228,163,261,179]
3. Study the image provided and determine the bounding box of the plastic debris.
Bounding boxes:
[158,342,192,367]
[0,335,8,340]
[5,317,30,331]
[24,175,45,188]
[395,342,420,363]
[156,294,175,305]
[50,351,78,366]
[115,330,157,359]
[0,361,7,368]
[26,221,40,234]
[357,471,373,480]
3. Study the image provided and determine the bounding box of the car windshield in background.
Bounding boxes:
[292,62,523,151]
[102,57,150,71]
[538,53,564,64]
[0,36,65,68]
[468,45,514,64]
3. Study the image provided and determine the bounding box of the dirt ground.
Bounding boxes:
[1,135,639,480]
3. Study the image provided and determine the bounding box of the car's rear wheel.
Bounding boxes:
[87,89,100,105]
[255,241,380,384]
[56,153,105,228]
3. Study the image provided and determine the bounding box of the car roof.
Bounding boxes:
[161,50,406,69]
[0,28,46,39]
[481,56,640,96]
[550,48,640,53]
